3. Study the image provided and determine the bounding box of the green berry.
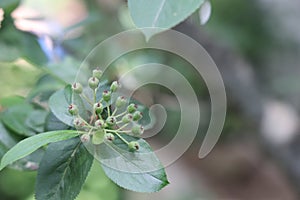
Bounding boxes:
[72,82,83,94]
[115,96,127,107]
[94,102,103,114]
[128,141,139,152]
[73,117,84,127]
[95,119,105,128]
[106,116,116,126]
[68,104,78,115]
[93,68,103,79]
[122,114,133,124]
[105,133,115,141]
[102,90,111,102]
[133,111,143,121]
[80,134,90,143]
[131,124,144,135]
[110,81,120,92]
[88,77,99,89]
[127,103,137,113]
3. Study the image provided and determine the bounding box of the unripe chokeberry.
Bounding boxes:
[131,124,144,135]
[80,134,90,143]
[105,133,115,141]
[128,141,139,152]
[88,77,99,89]
[122,114,133,124]
[73,117,84,128]
[68,104,78,115]
[94,102,103,114]
[106,116,116,126]
[110,81,120,92]
[133,111,143,121]
[72,83,83,94]
[115,96,127,107]
[102,90,111,102]
[92,68,103,79]
[95,119,105,128]
[127,103,137,113]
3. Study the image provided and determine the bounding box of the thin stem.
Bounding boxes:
[107,104,111,117]
[115,111,127,118]
[77,115,93,128]
[112,107,118,116]
[107,130,129,145]
[117,123,129,131]
[107,129,131,133]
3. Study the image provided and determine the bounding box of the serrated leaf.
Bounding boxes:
[92,134,169,192]
[35,138,93,200]
[49,85,88,127]
[128,0,205,39]
[0,130,80,170]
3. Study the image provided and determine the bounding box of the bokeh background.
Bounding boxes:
[1,0,300,199]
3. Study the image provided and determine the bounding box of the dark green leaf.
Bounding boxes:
[128,0,205,39]
[45,112,70,131]
[0,20,47,65]
[0,122,16,159]
[93,134,169,192]
[35,138,93,200]
[0,130,80,170]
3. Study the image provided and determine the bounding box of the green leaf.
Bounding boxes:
[0,20,47,65]
[25,110,49,133]
[49,85,88,127]
[1,104,36,136]
[0,95,25,108]
[35,138,94,200]
[0,0,20,14]
[0,122,18,159]
[45,112,70,131]
[128,0,205,39]
[93,134,169,192]
[0,130,79,171]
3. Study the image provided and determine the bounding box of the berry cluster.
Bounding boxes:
[68,68,144,152]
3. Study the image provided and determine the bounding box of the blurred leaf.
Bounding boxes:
[27,74,65,102]
[128,0,204,39]
[0,0,20,14]
[0,168,36,200]
[25,110,48,133]
[0,95,25,107]
[0,16,47,65]
[97,134,169,192]
[77,162,119,200]
[0,130,79,170]
[49,85,88,127]
[35,138,93,200]
[0,122,18,159]
[1,104,36,136]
